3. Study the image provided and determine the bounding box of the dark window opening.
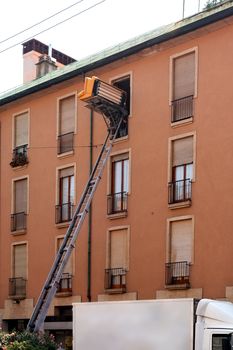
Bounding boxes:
[112,76,130,138]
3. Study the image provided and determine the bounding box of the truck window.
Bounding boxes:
[212,335,231,350]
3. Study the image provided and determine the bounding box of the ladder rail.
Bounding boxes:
[27,115,123,332]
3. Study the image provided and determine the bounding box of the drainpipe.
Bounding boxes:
[87,110,93,302]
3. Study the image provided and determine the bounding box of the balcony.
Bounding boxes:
[56,273,72,297]
[116,119,128,139]
[168,179,192,205]
[107,192,128,215]
[105,268,127,293]
[11,212,27,232]
[10,144,28,168]
[171,95,193,123]
[57,132,74,155]
[165,261,190,289]
[9,277,26,300]
[55,202,74,224]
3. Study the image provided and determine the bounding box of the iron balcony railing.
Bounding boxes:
[57,131,74,154]
[107,191,128,215]
[55,202,74,224]
[10,144,28,168]
[165,261,190,287]
[11,212,27,232]
[116,119,128,139]
[168,179,192,204]
[105,268,127,291]
[171,95,193,123]
[56,273,72,294]
[9,277,27,299]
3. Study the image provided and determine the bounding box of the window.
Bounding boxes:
[11,178,27,231]
[56,167,74,223]
[10,112,29,167]
[169,136,193,204]
[9,244,27,299]
[212,335,231,350]
[105,228,129,291]
[165,218,192,287]
[171,50,196,122]
[112,75,130,138]
[58,95,76,154]
[108,153,129,215]
[56,237,73,294]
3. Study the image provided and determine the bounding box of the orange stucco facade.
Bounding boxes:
[1,3,233,345]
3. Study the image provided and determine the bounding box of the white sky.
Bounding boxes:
[0,0,207,94]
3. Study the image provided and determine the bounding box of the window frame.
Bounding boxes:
[12,109,30,151]
[106,225,130,271]
[11,176,29,215]
[11,241,28,279]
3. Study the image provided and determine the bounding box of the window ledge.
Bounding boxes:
[168,200,191,209]
[56,291,72,297]
[55,222,70,229]
[105,287,126,294]
[11,164,29,171]
[11,229,27,236]
[8,294,26,301]
[171,117,193,128]
[57,150,74,159]
[107,211,128,220]
[113,135,128,144]
[165,283,190,290]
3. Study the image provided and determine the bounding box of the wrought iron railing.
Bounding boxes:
[171,95,193,123]
[116,119,128,139]
[105,268,127,290]
[11,212,27,231]
[57,273,72,293]
[168,179,192,204]
[10,144,28,168]
[57,132,74,154]
[107,192,128,215]
[55,202,74,223]
[165,261,190,286]
[9,277,26,299]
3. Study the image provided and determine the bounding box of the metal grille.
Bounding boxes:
[171,95,193,122]
[55,203,74,224]
[165,261,190,286]
[105,268,127,290]
[57,132,74,154]
[11,212,27,231]
[56,273,72,293]
[168,179,192,204]
[107,192,128,215]
[10,144,28,168]
[9,277,26,298]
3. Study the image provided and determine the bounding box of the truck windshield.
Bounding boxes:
[212,334,231,350]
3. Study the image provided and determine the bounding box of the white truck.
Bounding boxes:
[73,298,233,350]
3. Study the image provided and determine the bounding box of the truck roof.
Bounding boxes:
[197,299,233,325]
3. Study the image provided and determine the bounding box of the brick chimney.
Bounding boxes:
[22,39,76,83]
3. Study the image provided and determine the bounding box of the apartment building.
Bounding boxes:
[1,1,233,347]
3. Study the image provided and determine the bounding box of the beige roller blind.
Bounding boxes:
[112,152,129,163]
[173,52,195,100]
[170,220,192,263]
[173,136,193,166]
[15,179,27,213]
[59,166,74,178]
[59,95,75,135]
[110,229,128,268]
[58,238,72,274]
[15,112,28,147]
[13,244,27,278]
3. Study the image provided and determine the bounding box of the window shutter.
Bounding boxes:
[173,52,195,100]
[172,136,193,166]
[58,238,72,274]
[170,220,192,263]
[14,244,27,278]
[15,112,28,147]
[15,179,27,213]
[59,166,74,178]
[110,229,128,268]
[59,95,75,135]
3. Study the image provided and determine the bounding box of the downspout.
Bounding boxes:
[87,109,93,302]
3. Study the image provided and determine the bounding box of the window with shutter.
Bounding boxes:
[58,95,75,154]
[11,178,27,231]
[169,136,193,204]
[11,112,29,167]
[13,244,27,278]
[108,153,129,215]
[56,167,74,223]
[171,51,196,122]
[56,238,72,293]
[105,228,129,291]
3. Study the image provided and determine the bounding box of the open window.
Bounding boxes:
[112,75,130,139]
[56,237,73,295]
[56,167,75,223]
